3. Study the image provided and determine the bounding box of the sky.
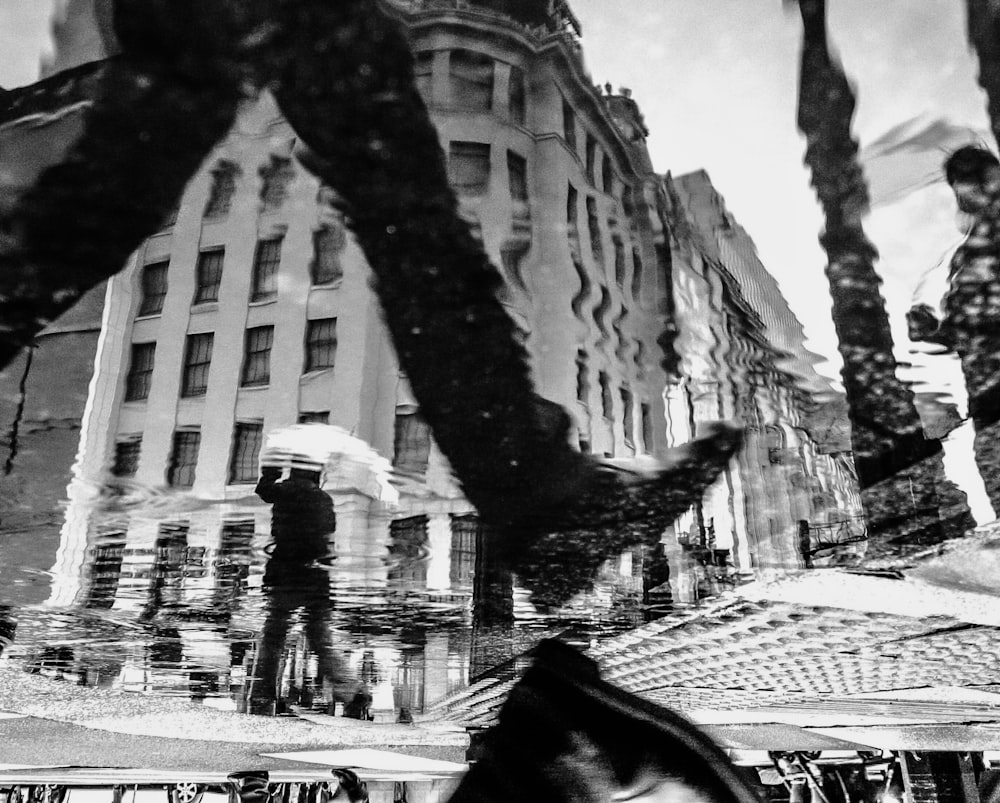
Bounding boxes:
[0,0,991,384]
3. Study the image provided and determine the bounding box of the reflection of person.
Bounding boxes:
[907,146,1000,515]
[251,466,369,716]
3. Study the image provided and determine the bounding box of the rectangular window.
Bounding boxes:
[613,236,626,287]
[194,249,224,304]
[125,342,155,401]
[585,135,596,184]
[259,155,293,212]
[311,226,344,285]
[562,98,577,152]
[393,410,432,474]
[507,150,528,202]
[181,332,213,397]
[586,197,604,267]
[414,51,434,101]
[449,49,493,111]
[112,438,141,477]
[641,403,653,451]
[448,141,491,196]
[602,155,614,195]
[251,237,282,301]
[241,325,273,386]
[204,160,239,218]
[167,430,201,488]
[298,411,330,424]
[631,248,643,298]
[138,261,168,316]
[305,318,337,372]
[508,65,526,125]
[621,387,635,447]
[599,371,613,419]
[229,421,263,483]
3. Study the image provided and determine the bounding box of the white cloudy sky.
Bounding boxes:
[0,0,992,384]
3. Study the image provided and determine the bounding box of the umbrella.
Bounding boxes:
[259,424,398,505]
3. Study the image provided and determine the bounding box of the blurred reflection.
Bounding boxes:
[250,466,369,717]
[794,0,975,557]
[908,146,1000,515]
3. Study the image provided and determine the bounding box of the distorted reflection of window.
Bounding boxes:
[599,371,613,419]
[576,349,589,404]
[388,515,429,586]
[84,534,125,610]
[229,421,263,483]
[566,182,578,229]
[259,155,294,212]
[585,134,596,185]
[449,514,478,587]
[125,342,156,402]
[601,155,613,195]
[641,403,654,452]
[298,411,330,424]
[586,196,603,267]
[167,430,201,488]
[305,318,337,371]
[414,51,434,102]
[631,248,643,298]
[394,410,432,474]
[621,386,634,448]
[112,438,141,477]
[194,249,224,303]
[613,236,626,287]
[507,150,528,202]
[448,141,491,196]
[311,226,344,285]
[449,49,494,111]
[508,64,526,125]
[138,261,168,316]
[562,97,577,152]
[203,160,239,219]
[241,325,274,386]
[251,237,282,301]
[181,332,213,397]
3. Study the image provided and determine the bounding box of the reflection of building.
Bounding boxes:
[660,172,863,597]
[36,0,670,715]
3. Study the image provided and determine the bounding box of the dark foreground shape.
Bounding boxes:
[449,639,761,803]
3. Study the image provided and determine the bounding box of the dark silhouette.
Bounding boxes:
[251,466,368,716]
[907,145,1000,516]
[794,0,974,558]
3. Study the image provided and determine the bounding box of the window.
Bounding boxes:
[599,371,613,419]
[167,430,201,488]
[194,249,224,304]
[298,411,330,424]
[305,318,337,372]
[388,515,429,586]
[449,49,493,111]
[394,410,432,474]
[138,261,168,316]
[125,342,155,401]
[204,160,239,218]
[614,236,626,287]
[567,183,578,229]
[562,98,577,151]
[448,142,491,196]
[602,155,614,195]
[311,226,344,285]
[112,438,141,477]
[585,134,597,184]
[449,514,478,588]
[587,197,604,266]
[621,387,635,447]
[641,403,653,451]
[631,248,643,298]
[576,349,589,404]
[414,51,434,101]
[241,325,273,386]
[229,422,263,483]
[251,237,282,301]
[160,205,179,229]
[508,65,526,125]
[507,150,528,202]
[259,155,294,212]
[181,332,213,397]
